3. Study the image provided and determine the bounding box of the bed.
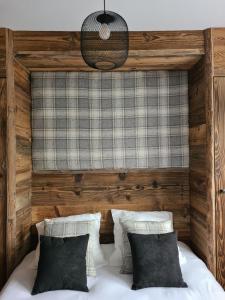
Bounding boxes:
[1,242,224,300]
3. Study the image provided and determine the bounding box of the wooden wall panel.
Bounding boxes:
[15,206,31,263]
[0,78,7,288]
[0,29,32,285]
[13,31,204,71]
[0,29,6,78]
[189,29,216,274]
[214,77,225,289]
[31,169,190,244]
[212,28,225,76]
[5,29,17,277]
[14,60,32,266]
[13,31,204,52]
[0,28,16,286]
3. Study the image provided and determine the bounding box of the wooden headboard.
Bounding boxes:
[31,169,189,243]
[3,27,225,290]
[5,28,223,289]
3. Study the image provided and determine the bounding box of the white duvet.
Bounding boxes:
[1,242,225,300]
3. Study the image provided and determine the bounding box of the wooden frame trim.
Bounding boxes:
[2,27,221,286]
[5,29,17,276]
[204,28,216,275]
[32,167,188,175]
[13,30,205,71]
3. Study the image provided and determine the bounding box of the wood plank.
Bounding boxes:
[15,206,31,264]
[212,28,225,76]
[189,125,206,146]
[13,31,204,70]
[14,60,32,267]
[214,77,225,288]
[0,78,7,288]
[189,28,216,275]
[31,169,190,244]
[0,41,32,281]
[189,58,206,127]
[32,168,189,186]
[15,53,202,71]
[204,28,216,276]
[0,29,6,78]
[5,29,17,276]
[189,170,206,196]
[14,31,205,53]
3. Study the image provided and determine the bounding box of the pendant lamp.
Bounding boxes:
[81,0,129,70]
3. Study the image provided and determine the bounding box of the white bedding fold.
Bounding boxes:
[0,242,224,300]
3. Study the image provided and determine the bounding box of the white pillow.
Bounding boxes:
[100,244,115,264]
[177,242,188,265]
[32,212,106,269]
[110,209,173,267]
[45,219,97,276]
[120,219,174,273]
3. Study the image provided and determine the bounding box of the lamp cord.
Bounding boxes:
[104,0,106,13]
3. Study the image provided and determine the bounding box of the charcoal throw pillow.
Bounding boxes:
[120,219,173,274]
[128,231,187,290]
[32,235,89,295]
[44,219,97,276]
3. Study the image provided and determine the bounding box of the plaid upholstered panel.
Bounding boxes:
[31,71,189,171]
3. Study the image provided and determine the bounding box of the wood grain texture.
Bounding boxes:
[2,27,225,288]
[0,29,6,78]
[204,28,216,277]
[13,31,204,71]
[5,29,17,276]
[14,31,204,52]
[189,29,216,275]
[16,206,31,263]
[14,53,202,71]
[14,60,32,266]
[31,169,190,244]
[212,28,225,76]
[214,77,225,289]
[0,29,32,284]
[0,78,7,288]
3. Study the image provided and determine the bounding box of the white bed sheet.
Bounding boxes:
[1,242,224,300]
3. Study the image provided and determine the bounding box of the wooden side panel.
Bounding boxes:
[212,28,225,76]
[0,29,6,78]
[0,29,32,285]
[0,78,7,288]
[5,29,17,277]
[13,31,204,71]
[189,29,216,274]
[214,77,225,288]
[189,59,209,263]
[14,60,32,265]
[32,169,190,244]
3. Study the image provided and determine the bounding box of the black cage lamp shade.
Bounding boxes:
[81,4,129,70]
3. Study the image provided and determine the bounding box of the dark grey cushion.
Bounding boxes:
[128,231,188,290]
[32,234,89,295]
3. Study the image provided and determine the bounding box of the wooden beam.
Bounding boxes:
[5,29,17,276]
[189,28,216,276]
[0,29,7,78]
[211,28,225,76]
[0,78,7,288]
[13,31,205,52]
[13,30,204,71]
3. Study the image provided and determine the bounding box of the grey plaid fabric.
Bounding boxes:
[31,71,189,170]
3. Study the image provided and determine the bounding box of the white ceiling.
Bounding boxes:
[0,0,225,31]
